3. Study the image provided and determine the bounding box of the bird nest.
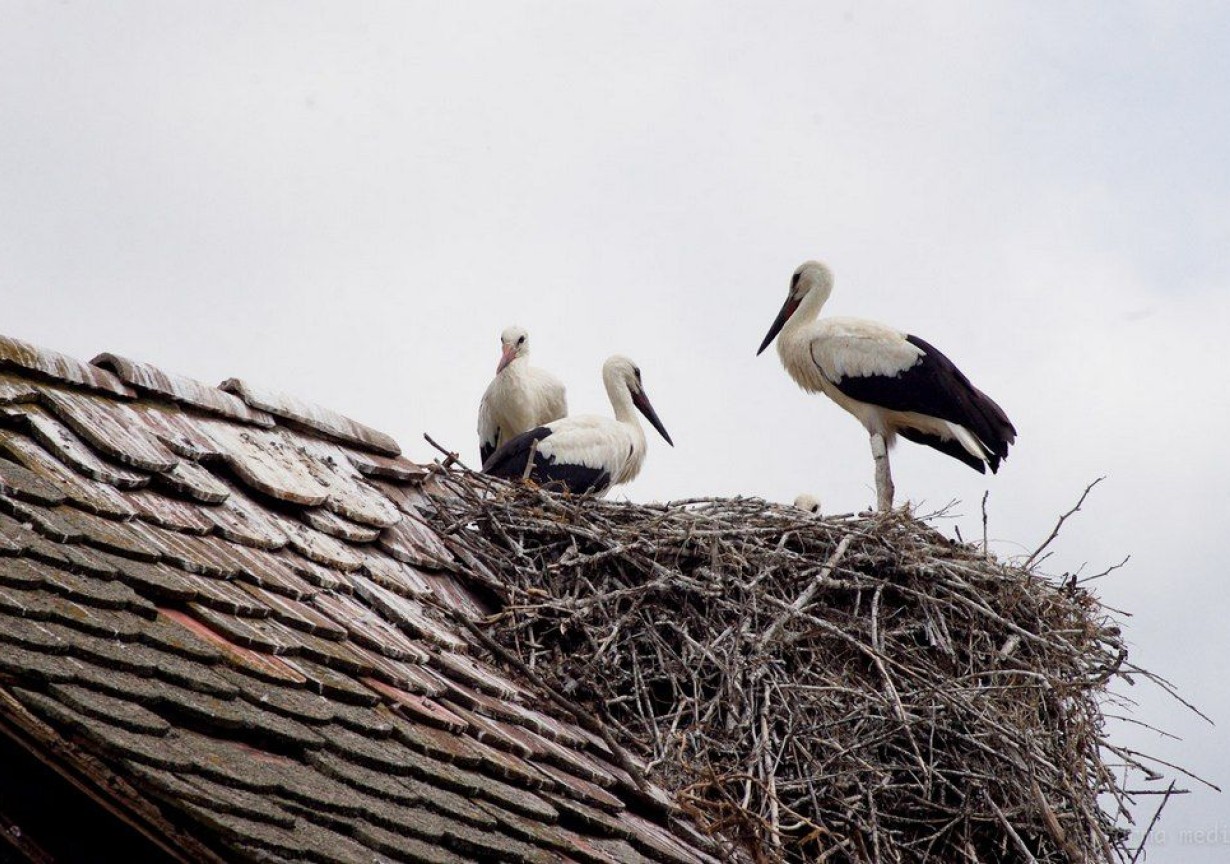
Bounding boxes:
[422,470,1195,864]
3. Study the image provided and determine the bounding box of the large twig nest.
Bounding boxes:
[423,471,1191,864]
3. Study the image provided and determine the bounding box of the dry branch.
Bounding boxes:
[1025,477,1105,569]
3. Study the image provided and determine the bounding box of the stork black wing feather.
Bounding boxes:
[482,427,611,494]
[831,334,1016,467]
[482,427,552,475]
[897,428,988,473]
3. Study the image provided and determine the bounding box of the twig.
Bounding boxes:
[758,534,853,647]
[1024,477,1104,569]
[423,431,468,470]
[1129,780,1175,864]
[986,791,1038,864]
[981,490,990,557]
[1080,554,1131,584]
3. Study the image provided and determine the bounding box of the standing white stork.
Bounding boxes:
[758,261,1016,511]
[477,325,568,465]
[482,355,673,495]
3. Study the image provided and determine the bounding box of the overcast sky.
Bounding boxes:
[2,3,1227,857]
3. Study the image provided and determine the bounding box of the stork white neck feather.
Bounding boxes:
[603,359,640,426]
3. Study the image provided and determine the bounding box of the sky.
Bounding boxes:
[2,2,1227,858]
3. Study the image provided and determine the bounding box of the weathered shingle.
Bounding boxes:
[0,430,139,518]
[10,403,151,488]
[0,454,68,505]
[91,353,273,426]
[220,377,401,457]
[1,335,133,397]
[39,388,180,471]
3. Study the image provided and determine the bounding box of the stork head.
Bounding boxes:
[756,260,834,355]
[603,355,674,447]
[497,325,530,373]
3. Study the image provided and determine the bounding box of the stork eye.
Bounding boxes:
[517,336,525,345]
[791,271,803,290]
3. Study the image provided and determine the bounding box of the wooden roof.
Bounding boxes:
[0,334,718,864]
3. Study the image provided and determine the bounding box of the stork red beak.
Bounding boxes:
[496,344,517,374]
[757,296,801,355]
[632,389,674,447]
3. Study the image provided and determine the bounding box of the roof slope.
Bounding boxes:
[0,334,719,864]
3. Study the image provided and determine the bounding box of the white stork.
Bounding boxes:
[758,261,1016,511]
[477,325,568,464]
[482,355,673,495]
[793,493,822,515]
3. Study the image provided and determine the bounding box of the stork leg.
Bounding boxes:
[870,433,894,511]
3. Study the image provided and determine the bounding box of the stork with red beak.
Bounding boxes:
[758,261,1016,511]
[482,354,673,495]
[477,325,568,464]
